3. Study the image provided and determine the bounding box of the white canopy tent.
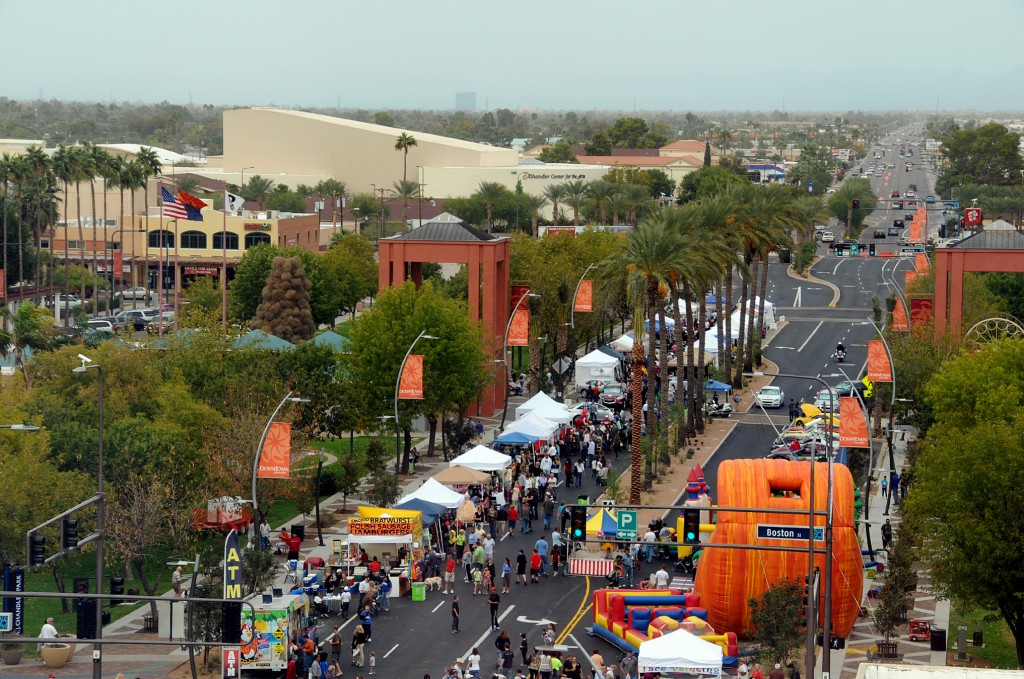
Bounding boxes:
[515,391,572,423]
[504,411,559,439]
[609,333,634,353]
[397,478,466,509]
[637,629,724,676]
[448,445,513,472]
[575,349,620,385]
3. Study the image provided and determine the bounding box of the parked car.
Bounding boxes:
[86,319,115,334]
[813,388,840,412]
[754,385,785,408]
[599,382,627,409]
[95,315,128,330]
[117,287,156,301]
[145,311,176,334]
[124,308,159,331]
[567,401,613,423]
[578,380,610,398]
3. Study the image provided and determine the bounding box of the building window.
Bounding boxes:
[106,242,119,250]
[148,230,174,248]
[245,232,271,249]
[213,231,239,250]
[180,230,207,249]
[66,241,84,249]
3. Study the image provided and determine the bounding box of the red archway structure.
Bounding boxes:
[378,216,510,415]
[934,229,1024,337]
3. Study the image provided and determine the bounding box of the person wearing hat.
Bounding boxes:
[738,661,750,679]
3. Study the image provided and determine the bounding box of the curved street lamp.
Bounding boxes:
[250,391,308,543]
[393,330,438,473]
[499,291,540,431]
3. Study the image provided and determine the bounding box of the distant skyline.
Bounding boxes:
[4,0,1024,112]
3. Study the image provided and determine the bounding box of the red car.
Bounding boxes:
[599,383,627,409]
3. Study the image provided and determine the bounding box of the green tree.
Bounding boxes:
[703,141,712,167]
[0,302,56,388]
[676,165,748,204]
[937,123,1023,196]
[787,142,834,196]
[563,180,587,226]
[243,175,275,208]
[584,131,612,156]
[251,255,316,342]
[542,184,567,225]
[230,244,341,326]
[608,117,650,148]
[905,338,1024,667]
[266,186,305,213]
[537,140,578,164]
[748,577,804,665]
[323,233,378,319]
[827,178,878,238]
[393,179,418,226]
[520,193,549,237]
[473,181,509,231]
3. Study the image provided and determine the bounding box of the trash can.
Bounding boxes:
[973,629,983,648]
[411,582,426,602]
[290,523,305,541]
[930,627,946,652]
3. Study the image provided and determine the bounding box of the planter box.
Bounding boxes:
[41,643,70,668]
[2,649,23,665]
[875,640,900,658]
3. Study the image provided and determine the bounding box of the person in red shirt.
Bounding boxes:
[286,534,302,561]
[508,505,519,536]
[529,549,542,583]
[444,554,457,594]
[368,556,382,575]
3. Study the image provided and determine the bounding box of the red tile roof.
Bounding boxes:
[661,140,708,152]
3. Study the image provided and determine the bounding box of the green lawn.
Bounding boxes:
[948,604,1019,669]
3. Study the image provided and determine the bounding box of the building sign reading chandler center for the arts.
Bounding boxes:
[519,172,591,182]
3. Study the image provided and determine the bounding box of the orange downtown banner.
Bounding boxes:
[509,308,530,347]
[839,397,869,448]
[257,422,291,479]
[893,298,909,331]
[113,251,124,280]
[398,354,424,399]
[574,279,593,312]
[910,296,933,327]
[867,340,892,382]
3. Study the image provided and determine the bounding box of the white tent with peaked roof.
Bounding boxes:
[397,478,465,509]
[448,445,512,472]
[575,349,619,385]
[515,391,571,423]
[637,628,724,676]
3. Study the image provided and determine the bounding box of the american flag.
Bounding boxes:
[161,186,188,220]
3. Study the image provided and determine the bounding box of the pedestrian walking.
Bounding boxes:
[502,558,512,593]
[465,648,482,679]
[516,549,528,586]
[520,633,530,666]
[786,662,801,679]
[451,595,461,632]
[881,518,893,551]
[488,587,502,629]
[324,626,343,665]
[620,650,637,679]
[340,587,351,619]
[891,472,901,504]
[880,475,888,497]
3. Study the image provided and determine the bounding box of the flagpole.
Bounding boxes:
[158,187,164,336]
[222,189,228,337]
[174,216,180,330]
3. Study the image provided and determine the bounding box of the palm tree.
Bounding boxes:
[69,146,95,306]
[790,194,828,273]
[542,184,567,225]
[51,145,74,316]
[394,133,417,184]
[176,175,200,196]
[313,178,348,226]
[563,181,587,227]
[0,154,14,285]
[620,183,650,226]
[519,194,550,237]
[122,161,146,305]
[0,302,55,389]
[245,175,275,209]
[20,148,55,289]
[586,181,616,225]
[135,147,162,306]
[98,150,119,314]
[392,179,418,228]
[608,190,630,226]
[600,220,681,504]
[106,156,127,304]
[474,181,506,231]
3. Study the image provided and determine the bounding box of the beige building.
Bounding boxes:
[222,108,518,192]
[0,138,45,155]
[419,163,610,201]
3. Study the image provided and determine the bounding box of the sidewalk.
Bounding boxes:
[832,424,949,679]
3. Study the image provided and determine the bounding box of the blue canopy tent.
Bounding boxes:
[493,430,542,446]
[704,379,732,392]
[644,317,676,334]
[586,508,619,539]
[393,498,448,526]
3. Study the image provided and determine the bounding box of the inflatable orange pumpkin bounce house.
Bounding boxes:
[693,458,863,638]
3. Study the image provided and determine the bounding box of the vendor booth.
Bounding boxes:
[348,506,423,573]
[575,349,619,385]
[432,464,492,490]
[504,411,559,440]
[448,445,513,472]
[609,333,634,353]
[398,478,466,509]
[515,392,572,423]
[637,628,724,676]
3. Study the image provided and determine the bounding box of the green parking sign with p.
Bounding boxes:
[617,510,638,540]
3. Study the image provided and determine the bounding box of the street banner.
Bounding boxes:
[223,530,242,599]
[839,397,869,448]
[910,296,934,327]
[510,284,530,308]
[257,422,291,479]
[348,516,416,536]
[398,354,424,399]
[508,308,530,347]
[113,251,124,280]
[574,279,593,312]
[893,298,909,332]
[867,340,892,382]
[965,207,982,226]
[915,252,929,273]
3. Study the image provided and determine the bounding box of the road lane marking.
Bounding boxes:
[553,576,591,646]
[384,643,400,659]
[793,287,802,307]
[797,321,823,353]
[832,260,846,275]
[461,604,516,662]
[432,600,446,613]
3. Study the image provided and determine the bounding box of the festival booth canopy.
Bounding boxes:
[609,333,634,353]
[586,507,619,539]
[393,498,447,525]
[645,317,676,333]
[637,628,724,676]
[449,445,513,472]
[515,392,572,423]
[493,430,542,445]
[398,478,466,509]
[704,380,732,393]
[351,506,421,544]
[576,349,619,384]
[433,464,493,486]
[505,412,559,440]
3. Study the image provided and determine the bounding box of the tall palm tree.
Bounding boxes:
[245,175,275,209]
[563,180,587,227]
[608,190,630,226]
[123,160,146,304]
[87,144,111,315]
[135,147,162,305]
[474,181,506,231]
[541,184,567,225]
[21,147,54,289]
[601,220,681,504]
[107,155,127,305]
[519,193,550,237]
[790,194,828,273]
[620,183,650,226]
[586,180,616,225]
[394,133,418,222]
[392,179,418,228]
[96,149,118,314]
[0,154,14,285]
[51,145,74,317]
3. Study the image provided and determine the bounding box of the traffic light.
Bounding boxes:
[110,575,125,606]
[62,518,79,550]
[570,505,588,542]
[29,534,46,567]
[222,602,243,644]
[868,244,876,256]
[851,199,859,210]
[683,508,699,545]
[898,200,904,209]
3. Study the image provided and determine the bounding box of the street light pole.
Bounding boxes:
[499,291,540,432]
[250,392,308,539]
[866,318,899,517]
[72,360,104,679]
[747,370,834,679]
[569,263,597,382]
[393,331,439,474]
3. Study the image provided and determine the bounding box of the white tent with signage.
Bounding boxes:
[397,478,466,509]
[637,629,723,676]
[515,391,572,423]
[609,333,634,353]
[575,349,619,385]
[448,445,513,472]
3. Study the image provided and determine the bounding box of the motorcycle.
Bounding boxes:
[703,401,734,418]
[835,349,846,363]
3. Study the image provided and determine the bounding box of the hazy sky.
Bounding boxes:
[4,0,1023,112]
